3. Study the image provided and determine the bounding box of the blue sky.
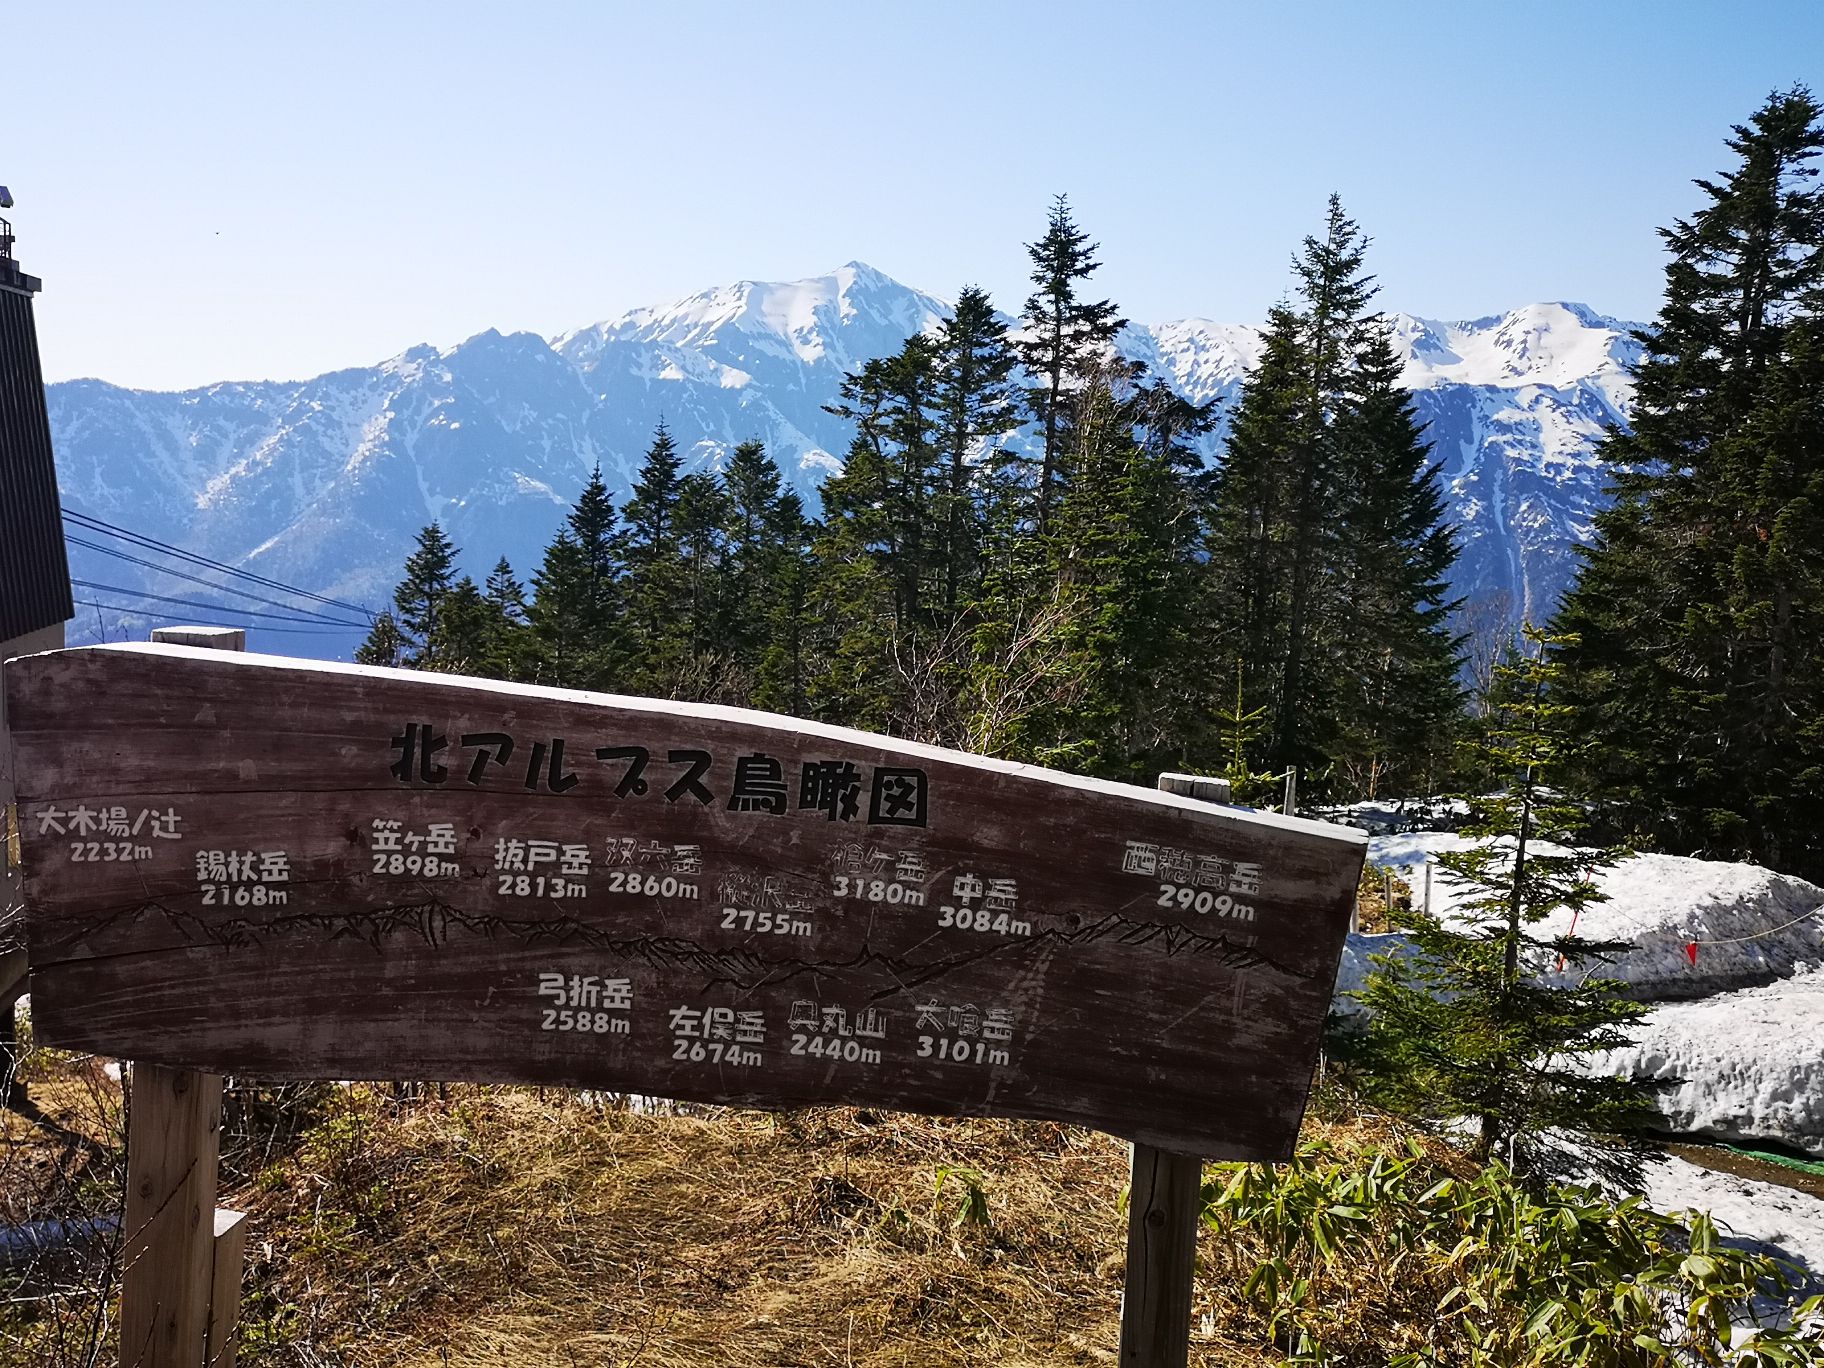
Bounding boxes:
[9,1,1820,390]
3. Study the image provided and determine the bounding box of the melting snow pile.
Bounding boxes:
[1327,822,1824,1295]
[1587,969,1824,1158]
[1364,837,1824,1000]
[1334,837,1824,1158]
[1638,1153,1824,1296]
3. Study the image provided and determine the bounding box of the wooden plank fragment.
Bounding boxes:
[205,1208,249,1368]
[119,1063,222,1368]
[150,626,246,653]
[7,644,1367,1160]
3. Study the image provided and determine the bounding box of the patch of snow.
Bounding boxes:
[1367,838,1824,1001]
[1637,1152,1824,1294]
[1329,930,1419,1020]
[1584,970,1824,1157]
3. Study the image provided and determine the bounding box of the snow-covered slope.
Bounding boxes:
[1340,836,1824,1160]
[45,264,1640,653]
[1591,970,1824,1158]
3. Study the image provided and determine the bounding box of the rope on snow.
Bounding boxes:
[1684,902,1824,965]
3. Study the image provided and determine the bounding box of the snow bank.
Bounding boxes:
[1582,970,1824,1158]
[1366,837,1824,1001]
[1637,1152,1824,1293]
[1328,930,1418,1021]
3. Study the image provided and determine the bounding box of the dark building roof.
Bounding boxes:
[0,237,73,643]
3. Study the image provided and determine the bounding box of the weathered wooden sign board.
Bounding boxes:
[6,643,1365,1160]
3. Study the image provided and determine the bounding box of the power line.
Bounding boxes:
[74,600,360,637]
[65,508,376,618]
[71,580,371,629]
[66,534,373,627]
[62,509,375,619]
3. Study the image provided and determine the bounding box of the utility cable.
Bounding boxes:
[65,534,372,626]
[62,509,374,618]
[70,580,371,629]
[74,600,359,637]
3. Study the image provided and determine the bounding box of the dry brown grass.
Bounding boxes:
[2,1043,1438,1367]
[237,1090,1135,1366]
[232,1085,1435,1367]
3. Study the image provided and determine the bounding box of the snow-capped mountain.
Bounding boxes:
[45,263,1640,654]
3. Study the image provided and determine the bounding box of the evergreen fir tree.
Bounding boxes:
[754,490,818,718]
[528,532,588,688]
[973,362,1207,776]
[392,522,458,667]
[1555,87,1824,877]
[1352,631,1654,1173]
[355,610,408,668]
[670,472,731,699]
[624,420,682,551]
[1205,302,1307,761]
[933,285,1021,617]
[1330,327,1463,797]
[1016,195,1126,531]
[620,424,695,693]
[1271,196,1378,775]
[808,413,901,729]
[813,337,945,730]
[719,439,788,681]
[480,556,531,680]
[1204,197,1457,797]
[529,466,624,689]
[425,576,490,674]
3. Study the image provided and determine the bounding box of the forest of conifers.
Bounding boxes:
[360,88,1824,883]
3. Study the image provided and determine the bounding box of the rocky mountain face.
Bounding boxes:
[46,263,1640,655]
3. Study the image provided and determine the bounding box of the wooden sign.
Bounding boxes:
[5,644,1366,1160]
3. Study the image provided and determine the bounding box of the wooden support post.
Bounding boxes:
[119,626,244,1368]
[205,1209,249,1368]
[119,1064,223,1368]
[1115,771,1213,1366]
[1119,1142,1203,1367]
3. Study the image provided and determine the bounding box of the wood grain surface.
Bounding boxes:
[6,644,1366,1159]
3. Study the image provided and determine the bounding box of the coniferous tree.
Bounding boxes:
[1016,196,1126,531]
[355,610,408,668]
[813,337,945,729]
[1271,196,1379,775]
[1353,632,1653,1173]
[392,522,458,667]
[480,557,531,680]
[529,466,623,689]
[1205,302,1306,751]
[1027,362,1209,777]
[809,404,901,729]
[1331,329,1463,796]
[1205,197,1458,797]
[933,285,1021,617]
[1555,88,1824,877]
[622,421,687,685]
[425,576,491,674]
[754,490,818,718]
[669,471,731,699]
[715,439,787,674]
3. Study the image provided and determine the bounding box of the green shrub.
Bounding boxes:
[1202,1139,1823,1365]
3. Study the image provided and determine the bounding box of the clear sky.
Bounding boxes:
[9,1,1820,390]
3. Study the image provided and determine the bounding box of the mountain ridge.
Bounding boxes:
[46,263,1641,653]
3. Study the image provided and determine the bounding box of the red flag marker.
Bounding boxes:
[1686,941,1700,966]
